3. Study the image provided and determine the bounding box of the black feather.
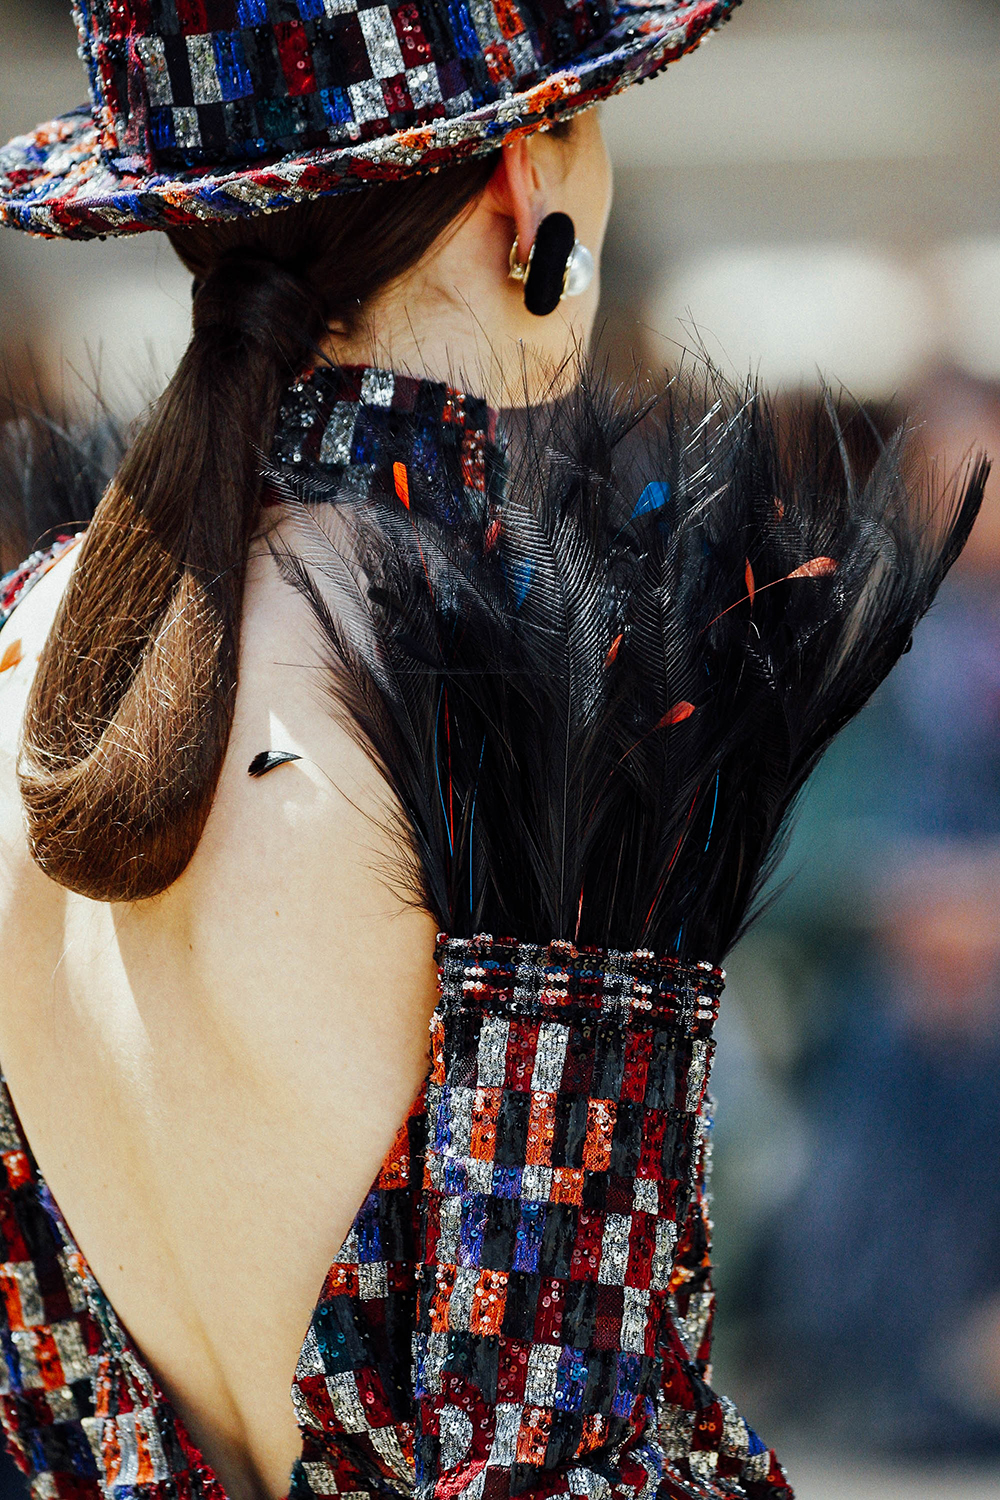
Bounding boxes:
[268,359,987,962]
[0,394,126,573]
[248,749,302,777]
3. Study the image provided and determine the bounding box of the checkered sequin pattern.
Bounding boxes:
[0,1079,227,1500]
[74,0,577,175]
[272,363,501,534]
[285,936,790,1500]
[0,2,740,238]
[0,937,788,1500]
[412,936,786,1500]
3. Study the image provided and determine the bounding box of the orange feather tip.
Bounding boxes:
[744,559,756,605]
[393,461,410,509]
[484,517,502,553]
[0,639,22,673]
[658,700,696,728]
[604,633,623,667]
[786,556,837,579]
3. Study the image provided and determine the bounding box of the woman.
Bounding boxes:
[0,4,985,1500]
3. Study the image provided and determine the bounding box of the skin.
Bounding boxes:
[322,109,613,404]
[0,115,612,1500]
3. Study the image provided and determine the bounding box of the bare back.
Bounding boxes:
[0,529,439,1500]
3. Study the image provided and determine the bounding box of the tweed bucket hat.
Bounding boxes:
[0,0,739,240]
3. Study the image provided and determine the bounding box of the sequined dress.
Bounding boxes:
[0,366,796,1500]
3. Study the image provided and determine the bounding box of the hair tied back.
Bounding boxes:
[192,249,328,361]
[18,249,327,902]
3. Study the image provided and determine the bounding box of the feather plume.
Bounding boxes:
[0,399,124,571]
[268,360,987,962]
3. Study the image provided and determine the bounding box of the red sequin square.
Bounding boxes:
[504,1021,539,1092]
[570,1210,603,1282]
[274,21,317,97]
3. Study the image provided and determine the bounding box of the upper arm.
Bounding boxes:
[139,522,440,1104]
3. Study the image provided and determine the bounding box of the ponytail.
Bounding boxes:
[17,163,497,903]
[18,251,326,901]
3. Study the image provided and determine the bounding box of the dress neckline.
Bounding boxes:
[0,1067,420,1500]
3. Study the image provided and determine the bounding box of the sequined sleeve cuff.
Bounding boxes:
[413,935,730,1499]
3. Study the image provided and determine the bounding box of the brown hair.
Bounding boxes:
[17,157,498,903]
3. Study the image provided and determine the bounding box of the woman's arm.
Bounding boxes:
[411,939,791,1500]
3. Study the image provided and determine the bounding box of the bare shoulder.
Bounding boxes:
[158,509,439,1030]
[0,515,438,1042]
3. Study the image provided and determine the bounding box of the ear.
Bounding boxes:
[484,136,547,268]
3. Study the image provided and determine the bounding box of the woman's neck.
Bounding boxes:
[318,194,591,409]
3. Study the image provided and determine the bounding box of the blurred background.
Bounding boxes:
[2,0,1000,1496]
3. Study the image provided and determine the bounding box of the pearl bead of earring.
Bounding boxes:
[564,241,595,298]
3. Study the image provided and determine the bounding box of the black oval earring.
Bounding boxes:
[508,211,595,317]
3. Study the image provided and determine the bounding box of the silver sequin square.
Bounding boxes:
[135,36,173,106]
[447,1266,478,1331]
[685,1039,710,1113]
[437,1195,462,1263]
[171,107,202,151]
[52,1320,90,1382]
[301,1460,342,1494]
[444,88,473,118]
[476,1015,509,1086]
[406,63,442,109]
[530,1022,568,1092]
[633,1176,658,1214]
[488,1404,520,1468]
[521,1164,552,1201]
[467,0,502,45]
[466,1157,494,1195]
[620,1285,649,1352]
[358,1261,389,1301]
[650,1217,678,1289]
[319,403,359,465]
[446,1084,475,1157]
[10,1330,41,1389]
[349,78,388,124]
[508,33,537,77]
[46,1387,77,1424]
[359,7,405,78]
[361,366,396,406]
[114,1413,140,1486]
[720,1395,749,1459]
[186,35,223,104]
[525,1342,559,1406]
[326,1372,368,1434]
[566,1469,612,1500]
[596,1212,630,1286]
[13,1263,44,1327]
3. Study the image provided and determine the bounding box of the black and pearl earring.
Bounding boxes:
[508,211,595,317]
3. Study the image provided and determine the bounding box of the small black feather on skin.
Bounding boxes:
[267,357,988,962]
[248,749,302,777]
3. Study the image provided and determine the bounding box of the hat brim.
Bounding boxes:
[0,0,736,240]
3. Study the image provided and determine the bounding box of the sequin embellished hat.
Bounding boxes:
[0,0,738,240]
